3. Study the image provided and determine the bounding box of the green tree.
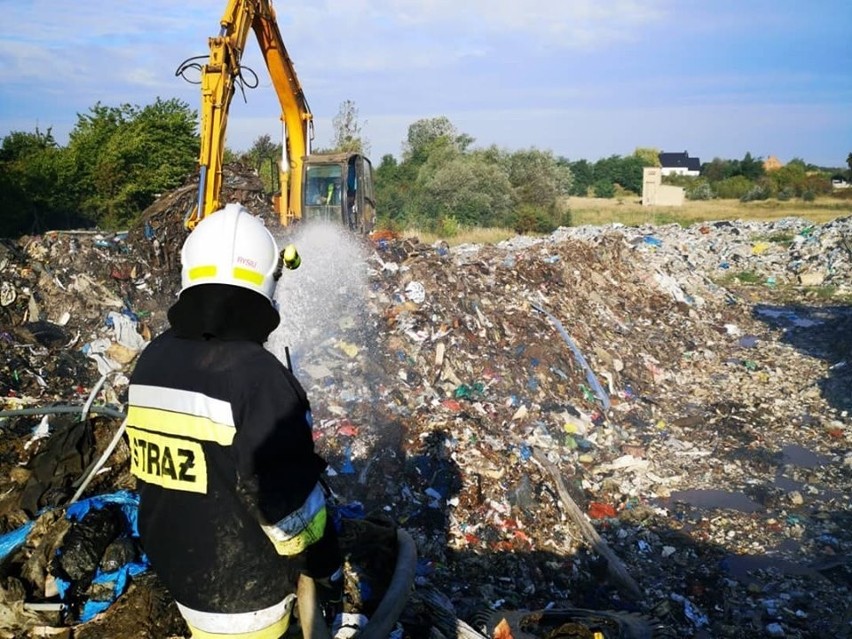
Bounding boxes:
[244,134,280,168]
[769,162,806,197]
[633,147,661,167]
[567,159,593,196]
[616,155,646,194]
[0,128,80,235]
[846,152,852,180]
[590,155,644,194]
[505,148,572,209]
[739,152,765,180]
[67,98,198,228]
[330,100,369,155]
[403,117,472,163]
[413,142,513,229]
[593,179,615,198]
[375,154,410,228]
[244,134,282,193]
[501,148,572,232]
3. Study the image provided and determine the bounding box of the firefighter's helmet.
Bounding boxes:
[179,203,281,303]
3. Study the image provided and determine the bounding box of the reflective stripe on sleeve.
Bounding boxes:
[261,482,327,556]
[177,593,294,638]
[128,385,236,445]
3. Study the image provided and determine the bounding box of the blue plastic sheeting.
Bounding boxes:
[0,519,36,562]
[65,490,141,535]
[79,561,149,621]
[56,490,149,622]
[531,302,612,411]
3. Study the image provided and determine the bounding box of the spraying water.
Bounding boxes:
[266,221,371,375]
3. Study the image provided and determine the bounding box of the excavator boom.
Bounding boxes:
[185,0,375,232]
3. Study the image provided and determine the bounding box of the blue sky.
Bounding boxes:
[1,0,850,167]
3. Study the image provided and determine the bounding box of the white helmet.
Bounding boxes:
[180,203,281,303]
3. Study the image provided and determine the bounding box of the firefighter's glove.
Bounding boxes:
[314,567,344,628]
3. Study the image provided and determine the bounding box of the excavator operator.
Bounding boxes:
[125,203,341,638]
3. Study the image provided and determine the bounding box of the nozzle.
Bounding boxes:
[283,243,301,270]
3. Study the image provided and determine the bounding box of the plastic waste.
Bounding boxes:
[404,281,425,304]
[530,302,611,411]
[0,520,36,563]
[52,490,148,622]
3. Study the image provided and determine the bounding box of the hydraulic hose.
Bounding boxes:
[0,404,127,421]
[70,417,128,504]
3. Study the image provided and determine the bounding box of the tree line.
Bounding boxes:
[0,99,197,237]
[1,97,849,238]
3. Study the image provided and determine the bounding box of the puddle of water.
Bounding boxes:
[773,475,803,492]
[722,551,817,583]
[773,471,846,505]
[781,444,828,469]
[668,489,763,513]
[755,307,824,328]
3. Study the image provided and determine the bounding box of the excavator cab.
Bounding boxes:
[302,152,376,233]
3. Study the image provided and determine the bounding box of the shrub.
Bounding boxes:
[740,184,770,202]
[713,175,753,199]
[437,215,460,237]
[687,182,714,200]
[593,179,615,198]
[509,204,557,234]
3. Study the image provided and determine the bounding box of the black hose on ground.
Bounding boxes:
[298,528,417,639]
[357,528,417,639]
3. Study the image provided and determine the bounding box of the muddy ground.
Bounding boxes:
[0,172,850,639]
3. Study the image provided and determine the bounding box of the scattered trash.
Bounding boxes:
[0,179,850,638]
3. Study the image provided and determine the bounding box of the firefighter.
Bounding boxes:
[126,203,340,638]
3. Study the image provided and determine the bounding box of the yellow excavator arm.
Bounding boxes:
[187,0,312,229]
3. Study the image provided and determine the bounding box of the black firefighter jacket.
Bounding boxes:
[126,286,338,615]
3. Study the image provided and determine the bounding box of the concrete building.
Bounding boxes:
[642,167,685,206]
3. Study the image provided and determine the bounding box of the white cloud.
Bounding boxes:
[1,0,847,168]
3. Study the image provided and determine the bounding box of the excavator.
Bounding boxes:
[177,0,376,234]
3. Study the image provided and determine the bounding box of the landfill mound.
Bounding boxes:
[1,168,851,639]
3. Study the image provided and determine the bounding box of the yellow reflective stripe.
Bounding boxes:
[186,615,289,639]
[262,482,328,556]
[127,426,207,494]
[267,507,326,556]
[232,266,264,286]
[189,265,217,281]
[130,385,235,428]
[178,595,294,638]
[128,406,235,446]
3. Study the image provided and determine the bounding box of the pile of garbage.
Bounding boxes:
[0,167,850,639]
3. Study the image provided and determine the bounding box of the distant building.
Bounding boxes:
[763,155,783,172]
[642,168,685,206]
[831,175,850,189]
[659,151,701,177]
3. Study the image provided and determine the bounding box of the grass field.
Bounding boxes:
[406,196,852,246]
[567,195,851,227]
